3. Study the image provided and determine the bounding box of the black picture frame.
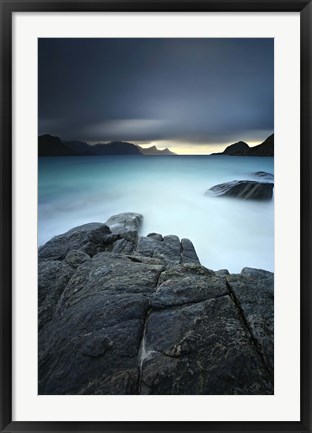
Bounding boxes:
[1,1,311,432]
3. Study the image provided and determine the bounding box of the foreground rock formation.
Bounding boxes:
[38,213,274,395]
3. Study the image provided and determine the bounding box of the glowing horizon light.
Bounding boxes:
[136,141,234,155]
[135,136,272,155]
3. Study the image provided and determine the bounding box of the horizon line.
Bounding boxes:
[38,132,274,156]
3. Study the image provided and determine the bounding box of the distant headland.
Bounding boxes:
[38,134,176,157]
[212,134,274,157]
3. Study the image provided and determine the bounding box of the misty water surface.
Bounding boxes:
[38,155,274,273]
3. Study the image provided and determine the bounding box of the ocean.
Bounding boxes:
[38,155,274,273]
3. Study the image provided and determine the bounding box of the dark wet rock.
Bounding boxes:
[38,214,274,395]
[136,235,181,264]
[141,296,272,394]
[105,212,143,233]
[252,171,274,181]
[147,232,163,242]
[207,180,274,201]
[181,238,200,264]
[39,293,149,395]
[111,230,139,254]
[38,260,76,330]
[112,238,134,254]
[136,234,199,265]
[241,267,273,279]
[150,264,228,309]
[78,368,140,395]
[55,252,165,312]
[125,254,165,267]
[216,269,230,276]
[226,269,274,373]
[38,213,142,261]
[118,230,138,244]
[163,235,181,262]
[65,249,91,268]
[38,223,111,260]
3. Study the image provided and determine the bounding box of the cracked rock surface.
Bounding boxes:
[38,212,274,395]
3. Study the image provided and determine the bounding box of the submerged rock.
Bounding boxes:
[38,213,274,395]
[252,171,274,181]
[207,180,274,200]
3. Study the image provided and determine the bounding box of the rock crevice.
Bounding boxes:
[137,307,153,394]
[226,280,272,376]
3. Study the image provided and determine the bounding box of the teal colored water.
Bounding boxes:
[38,155,274,273]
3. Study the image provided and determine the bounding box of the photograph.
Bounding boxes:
[37,37,274,395]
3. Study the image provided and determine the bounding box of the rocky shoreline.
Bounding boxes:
[38,212,274,395]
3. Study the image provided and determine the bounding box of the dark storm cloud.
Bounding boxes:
[38,38,273,145]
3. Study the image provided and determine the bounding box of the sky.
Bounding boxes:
[38,38,274,155]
